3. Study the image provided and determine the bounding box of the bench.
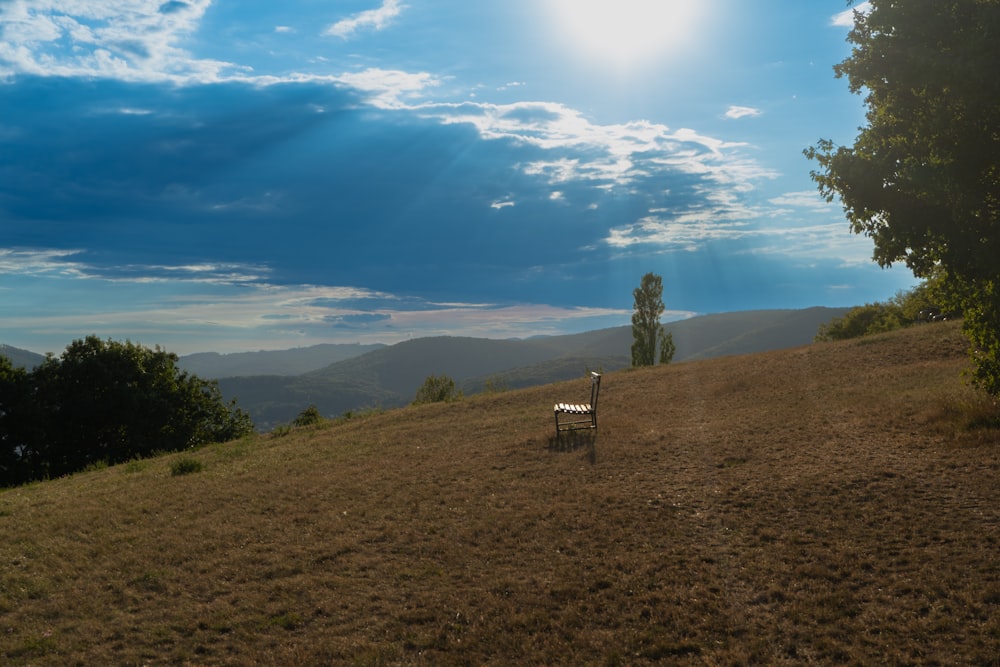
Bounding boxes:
[554,372,601,436]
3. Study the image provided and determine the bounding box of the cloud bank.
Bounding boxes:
[0,1,917,353]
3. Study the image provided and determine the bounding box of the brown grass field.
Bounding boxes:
[2,321,999,665]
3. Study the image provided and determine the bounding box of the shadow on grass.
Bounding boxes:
[548,429,598,463]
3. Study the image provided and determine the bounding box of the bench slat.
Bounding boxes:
[554,372,600,435]
[554,403,592,414]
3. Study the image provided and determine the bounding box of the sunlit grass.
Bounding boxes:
[0,322,997,664]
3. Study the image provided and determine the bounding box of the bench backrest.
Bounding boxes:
[589,372,601,413]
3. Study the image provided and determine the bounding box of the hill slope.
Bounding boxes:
[178,343,386,377]
[0,344,45,370]
[2,321,997,665]
[220,307,848,428]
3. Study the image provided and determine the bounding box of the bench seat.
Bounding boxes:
[554,372,601,436]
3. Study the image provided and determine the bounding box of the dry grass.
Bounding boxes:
[1,322,998,665]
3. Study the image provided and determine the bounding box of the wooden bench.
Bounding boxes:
[554,372,601,436]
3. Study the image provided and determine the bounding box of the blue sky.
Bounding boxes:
[0,0,914,355]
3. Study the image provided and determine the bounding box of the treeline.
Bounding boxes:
[816,278,953,342]
[0,336,254,487]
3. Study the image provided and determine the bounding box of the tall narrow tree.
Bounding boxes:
[631,272,675,367]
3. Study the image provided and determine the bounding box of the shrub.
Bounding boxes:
[483,376,509,394]
[816,279,951,342]
[413,374,461,405]
[292,405,324,427]
[170,458,204,476]
[816,302,906,341]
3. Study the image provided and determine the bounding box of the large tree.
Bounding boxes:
[2,337,254,485]
[631,272,676,367]
[806,0,1000,394]
[0,356,30,485]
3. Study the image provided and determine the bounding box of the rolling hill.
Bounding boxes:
[1,307,850,429]
[178,343,386,377]
[0,344,46,370]
[218,307,849,429]
[1,321,996,665]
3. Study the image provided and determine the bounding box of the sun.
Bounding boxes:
[546,0,705,70]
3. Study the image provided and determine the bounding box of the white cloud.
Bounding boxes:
[395,98,784,256]
[333,68,440,108]
[0,247,276,286]
[417,100,770,195]
[115,107,155,115]
[605,189,761,251]
[0,248,635,353]
[0,3,444,107]
[725,105,762,120]
[740,222,877,267]
[0,248,87,277]
[0,0,240,83]
[831,2,871,28]
[325,0,404,39]
[274,26,294,34]
[768,190,835,211]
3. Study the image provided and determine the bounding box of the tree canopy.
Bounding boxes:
[806,0,1000,393]
[631,272,675,367]
[1,336,253,486]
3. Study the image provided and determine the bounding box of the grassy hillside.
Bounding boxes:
[220,307,850,428]
[2,322,997,665]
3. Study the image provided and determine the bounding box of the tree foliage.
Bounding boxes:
[631,272,675,367]
[816,302,907,342]
[413,374,461,405]
[805,0,1000,393]
[816,278,949,342]
[0,336,253,486]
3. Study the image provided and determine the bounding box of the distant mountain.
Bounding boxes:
[178,343,386,378]
[0,307,849,430]
[0,344,46,369]
[218,307,849,430]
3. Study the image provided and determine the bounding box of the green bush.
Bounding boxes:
[292,405,323,427]
[170,458,204,476]
[483,376,509,394]
[413,374,461,405]
[816,280,951,342]
[815,302,906,341]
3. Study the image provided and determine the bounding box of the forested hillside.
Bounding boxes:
[2,308,850,431]
[217,307,848,429]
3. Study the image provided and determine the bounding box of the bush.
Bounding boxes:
[816,280,951,342]
[816,302,906,341]
[483,376,509,394]
[413,374,461,405]
[292,405,323,427]
[170,458,203,476]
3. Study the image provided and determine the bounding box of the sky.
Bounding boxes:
[0,0,916,355]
